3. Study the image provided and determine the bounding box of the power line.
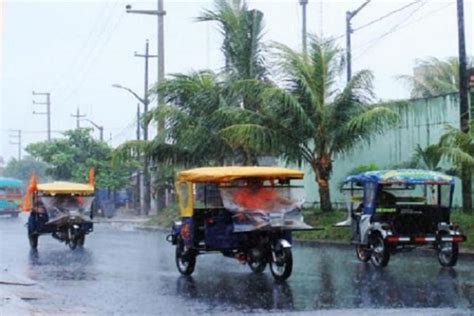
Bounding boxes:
[353,2,452,60]
[353,0,424,32]
[54,2,124,104]
[55,12,126,106]
[49,1,114,90]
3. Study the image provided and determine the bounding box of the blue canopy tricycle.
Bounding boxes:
[336,169,466,267]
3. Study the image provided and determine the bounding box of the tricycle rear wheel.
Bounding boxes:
[249,259,267,273]
[270,248,293,281]
[28,233,38,249]
[369,232,390,268]
[176,238,196,276]
[438,242,459,267]
[355,244,371,262]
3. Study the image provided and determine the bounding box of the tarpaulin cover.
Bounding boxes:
[177,167,304,183]
[344,169,454,185]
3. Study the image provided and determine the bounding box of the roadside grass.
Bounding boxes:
[294,208,352,243]
[146,206,474,250]
[452,210,474,249]
[145,205,178,227]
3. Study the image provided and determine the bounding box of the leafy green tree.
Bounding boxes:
[218,37,400,212]
[399,56,473,98]
[3,156,49,181]
[439,124,474,213]
[26,129,134,190]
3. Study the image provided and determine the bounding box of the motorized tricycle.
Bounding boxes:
[167,166,313,281]
[23,171,95,250]
[0,177,22,217]
[336,169,466,267]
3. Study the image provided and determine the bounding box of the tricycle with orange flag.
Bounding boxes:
[22,170,96,250]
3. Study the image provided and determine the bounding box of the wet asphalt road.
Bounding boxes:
[1,214,474,315]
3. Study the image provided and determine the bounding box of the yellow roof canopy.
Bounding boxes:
[37,182,95,195]
[177,166,304,183]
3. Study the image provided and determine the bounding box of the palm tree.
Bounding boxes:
[399,56,473,98]
[218,37,399,212]
[439,124,474,213]
[197,0,267,84]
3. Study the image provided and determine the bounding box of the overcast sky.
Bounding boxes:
[0,0,472,162]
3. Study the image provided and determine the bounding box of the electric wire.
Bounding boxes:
[353,0,424,32]
[353,1,453,60]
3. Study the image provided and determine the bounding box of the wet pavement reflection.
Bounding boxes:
[1,215,473,314]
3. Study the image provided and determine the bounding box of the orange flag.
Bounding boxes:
[22,174,38,212]
[88,168,95,187]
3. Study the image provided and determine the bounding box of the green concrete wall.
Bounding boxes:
[299,93,464,208]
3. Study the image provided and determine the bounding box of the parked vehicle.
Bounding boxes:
[167,166,313,281]
[0,177,22,217]
[336,169,466,267]
[23,171,95,250]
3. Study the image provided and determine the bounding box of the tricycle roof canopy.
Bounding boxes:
[0,177,22,187]
[177,166,304,183]
[37,182,95,195]
[344,169,454,185]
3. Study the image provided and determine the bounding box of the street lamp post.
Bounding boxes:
[112,84,151,215]
[82,118,104,141]
[299,0,308,55]
[346,0,370,82]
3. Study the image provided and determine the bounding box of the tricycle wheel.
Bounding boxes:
[369,232,390,268]
[249,259,267,273]
[355,244,371,262]
[270,248,293,281]
[28,233,38,249]
[68,238,78,250]
[438,242,459,267]
[77,235,86,247]
[176,239,196,276]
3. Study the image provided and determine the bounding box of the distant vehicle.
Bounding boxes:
[23,170,95,250]
[167,166,314,281]
[0,177,22,217]
[336,169,466,268]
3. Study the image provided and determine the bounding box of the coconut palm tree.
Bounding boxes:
[218,36,400,212]
[399,56,473,98]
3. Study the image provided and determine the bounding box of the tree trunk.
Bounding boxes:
[461,167,472,213]
[312,156,333,212]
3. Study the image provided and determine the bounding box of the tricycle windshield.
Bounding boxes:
[40,195,94,217]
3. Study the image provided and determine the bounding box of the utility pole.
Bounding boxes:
[71,107,86,129]
[126,0,167,215]
[9,130,21,161]
[134,40,157,215]
[345,0,370,83]
[299,0,308,55]
[136,103,141,212]
[135,39,158,142]
[126,0,166,107]
[456,0,472,212]
[32,91,51,141]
